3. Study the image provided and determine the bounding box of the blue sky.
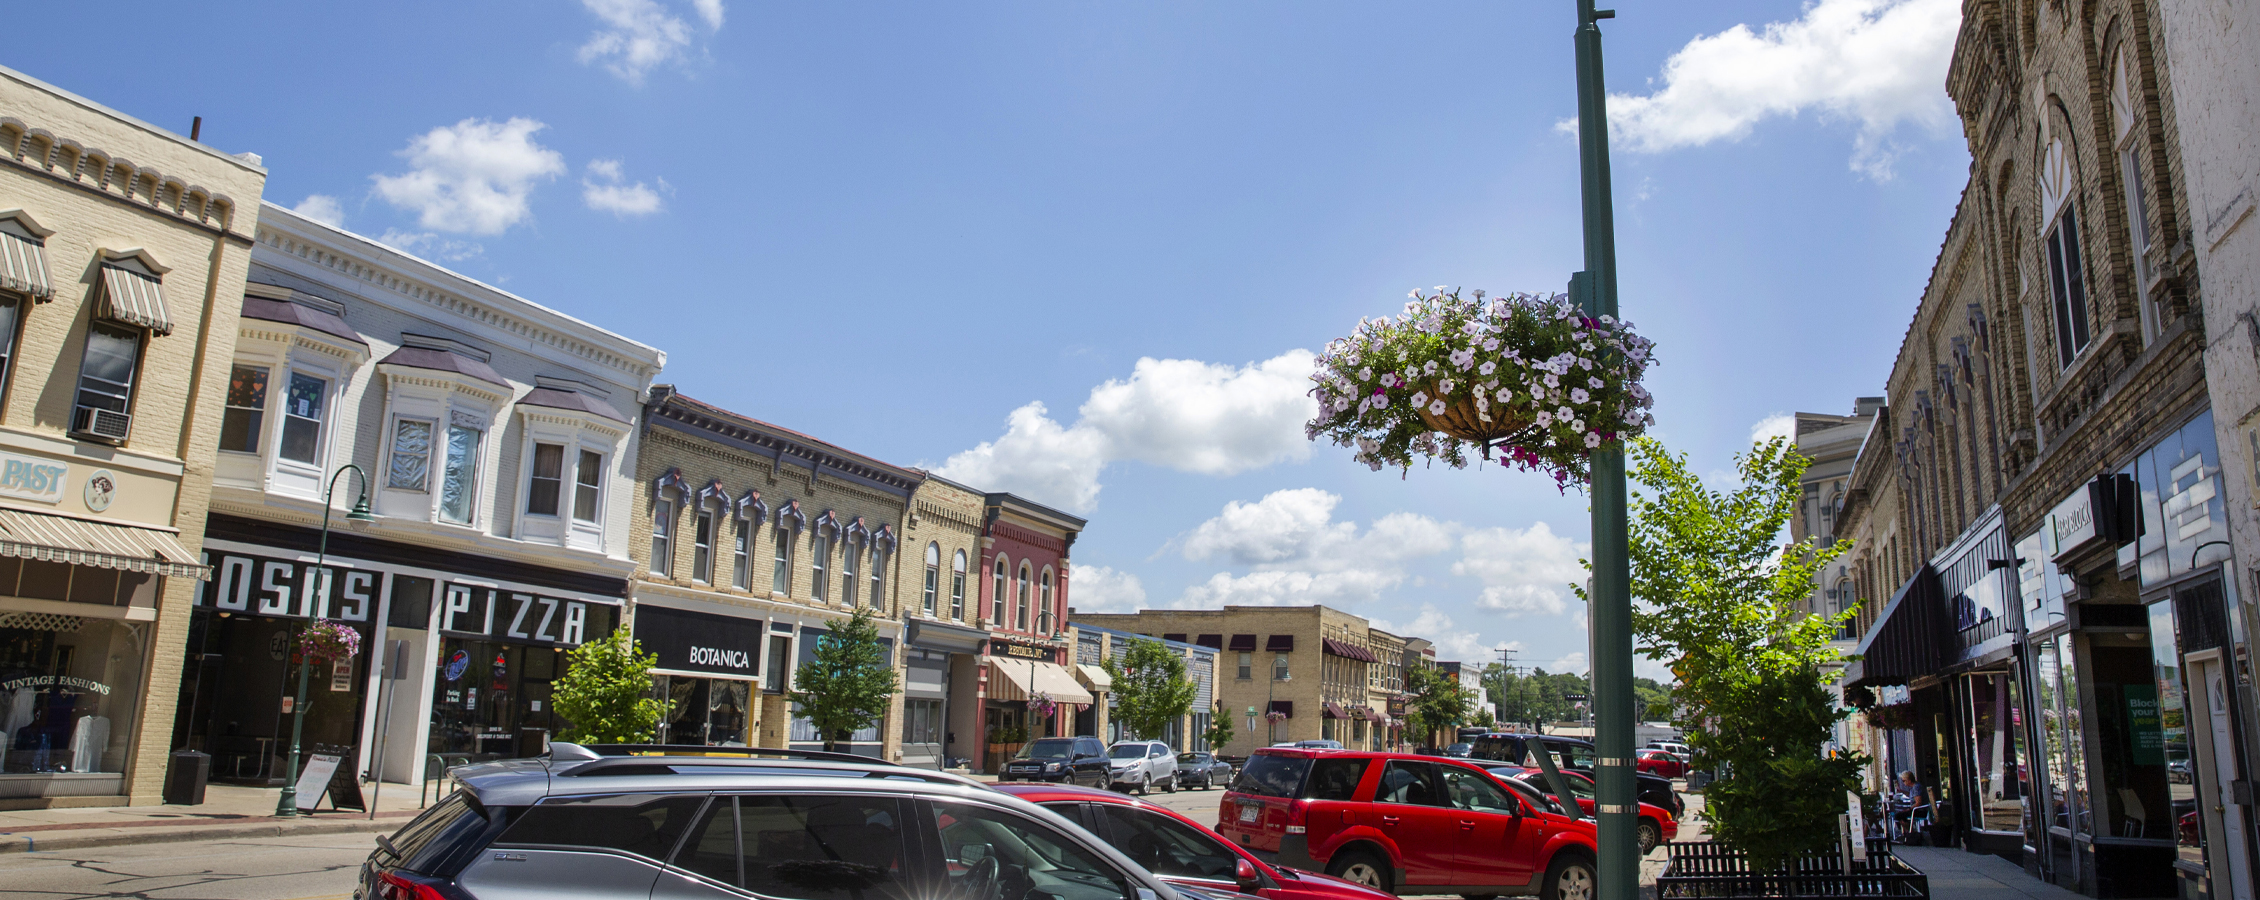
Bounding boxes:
[12,0,1966,674]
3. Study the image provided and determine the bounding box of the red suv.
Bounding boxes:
[1217,749,1598,899]
[992,783,1394,900]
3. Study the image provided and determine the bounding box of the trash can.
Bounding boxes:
[164,750,210,805]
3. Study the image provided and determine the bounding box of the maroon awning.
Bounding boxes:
[1228,634,1258,651]
[1352,706,1377,721]
[1322,638,1378,663]
[1195,634,1224,649]
[1321,702,1348,719]
[1268,700,1294,718]
[1265,635,1296,652]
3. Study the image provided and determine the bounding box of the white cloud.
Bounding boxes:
[371,118,564,235]
[293,194,345,228]
[1180,488,1347,565]
[378,229,484,262]
[577,0,723,84]
[1369,604,1519,663]
[1069,564,1148,614]
[1169,489,1456,609]
[935,351,1316,512]
[1750,412,1797,446]
[1587,0,1960,178]
[582,159,669,217]
[1454,522,1588,617]
[1550,651,1589,675]
[1176,568,1407,609]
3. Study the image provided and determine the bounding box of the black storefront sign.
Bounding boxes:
[437,583,612,647]
[635,606,766,677]
[200,550,381,621]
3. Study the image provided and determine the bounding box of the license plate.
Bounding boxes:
[1238,804,1260,823]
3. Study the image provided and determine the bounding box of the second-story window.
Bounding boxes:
[220,365,268,453]
[2046,206,2091,368]
[526,443,564,516]
[0,298,19,403]
[1016,564,1031,631]
[1275,654,1290,681]
[732,518,752,589]
[923,543,941,614]
[841,538,860,606]
[438,424,481,524]
[572,450,603,522]
[278,373,329,465]
[651,497,675,577]
[1038,569,1054,635]
[692,507,715,584]
[387,419,434,490]
[811,533,830,602]
[869,546,883,609]
[992,557,1008,625]
[951,550,967,620]
[771,527,794,595]
[75,323,142,438]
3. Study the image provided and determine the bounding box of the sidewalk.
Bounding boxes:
[0,783,430,854]
[1890,846,2084,900]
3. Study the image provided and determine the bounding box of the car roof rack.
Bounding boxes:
[550,743,982,787]
[572,744,904,766]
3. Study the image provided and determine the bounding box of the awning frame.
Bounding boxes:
[96,255,174,336]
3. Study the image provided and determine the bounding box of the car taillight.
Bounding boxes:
[1284,799,1308,834]
[376,871,452,900]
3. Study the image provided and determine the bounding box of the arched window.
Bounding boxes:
[2038,100,2090,369]
[923,543,942,614]
[993,557,1009,626]
[868,545,884,609]
[841,535,860,606]
[1016,563,1032,631]
[1038,568,1055,635]
[951,550,968,620]
[772,525,794,596]
[811,531,831,602]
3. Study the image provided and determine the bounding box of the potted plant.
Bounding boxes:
[1305,287,1655,489]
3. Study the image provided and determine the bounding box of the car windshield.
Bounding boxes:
[1177,753,1204,763]
[1021,739,1078,759]
[1110,745,1148,760]
[1447,744,1470,752]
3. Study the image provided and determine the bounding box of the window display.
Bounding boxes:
[0,615,142,781]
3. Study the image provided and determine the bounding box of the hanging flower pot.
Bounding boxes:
[1306,287,1656,487]
[298,619,362,662]
[1027,691,1058,719]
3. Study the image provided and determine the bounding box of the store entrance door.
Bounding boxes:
[659,676,751,745]
[2189,655,2253,900]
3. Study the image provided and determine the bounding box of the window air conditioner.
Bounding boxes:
[73,406,132,442]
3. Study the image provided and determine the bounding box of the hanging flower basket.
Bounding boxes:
[1306,287,1656,487]
[1027,691,1058,719]
[298,619,362,662]
[1264,711,1288,724]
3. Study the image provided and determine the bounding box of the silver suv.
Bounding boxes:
[1106,741,1179,794]
[358,743,1210,900]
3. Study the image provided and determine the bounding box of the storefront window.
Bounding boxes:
[2148,601,2201,866]
[2037,636,2077,833]
[658,675,750,746]
[2132,412,2230,589]
[1,616,144,780]
[1965,672,2026,834]
[2058,634,2089,833]
[2017,530,2067,632]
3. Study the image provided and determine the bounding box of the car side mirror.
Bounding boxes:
[1236,857,1262,892]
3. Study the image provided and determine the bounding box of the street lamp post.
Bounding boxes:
[1569,2,1638,898]
[274,464,375,818]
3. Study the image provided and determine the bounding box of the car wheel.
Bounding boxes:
[1326,849,1394,894]
[1136,776,1150,795]
[1162,773,1177,793]
[1542,854,1597,900]
[1637,819,1662,856]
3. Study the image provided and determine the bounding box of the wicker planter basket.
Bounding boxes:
[1416,392,1534,444]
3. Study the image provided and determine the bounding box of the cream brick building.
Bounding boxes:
[626,387,917,761]
[891,474,989,769]
[0,66,266,806]
[1070,605,1414,758]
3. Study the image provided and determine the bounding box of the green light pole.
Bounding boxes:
[274,464,375,818]
[1569,2,1637,898]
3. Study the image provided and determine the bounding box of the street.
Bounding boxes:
[0,832,375,900]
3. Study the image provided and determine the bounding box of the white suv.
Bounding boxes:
[1107,740,1179,794]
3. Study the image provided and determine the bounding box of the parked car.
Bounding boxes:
[1468,734,1683,817]
[1179,752,1237,790]
[1634,749,1687,779]
[361,743,1202,900]
[993,782,1394,900]
[1644,741,1691,758]
[1504,769,1679,855]
[2168,757,2194,784]
[1112,740,1182,793]
[1217,747,1598,898]
[1003,736,1114,786]
[1440,743,1473,758]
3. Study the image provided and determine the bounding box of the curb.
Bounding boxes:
[0,816,406,854]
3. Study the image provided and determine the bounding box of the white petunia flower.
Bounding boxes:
[1535,411,1554,427]
[1411,391,1429,408]
[1589,377,1605,389]
[1571,388,1590,404]
[1496,389,1513,403]
[1478,361,1496,376]
[1359,367,1373,381]
[1375,395,1390,409]
[1544,373,1560,388]
[1585,432,1602,448]
[1438,378,1456,394]
[1429,400,1447,416]
[1423,360,1440,375]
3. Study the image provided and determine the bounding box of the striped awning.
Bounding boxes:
[98,264,173,335]
[0,227,52,300]
[0,508,209,579]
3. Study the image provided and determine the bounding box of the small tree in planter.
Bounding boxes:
[791,607,898,753]
[552,630,669,744]
[1105,638,1196,741]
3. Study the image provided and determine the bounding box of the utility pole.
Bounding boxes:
[1571,2,1639,897]
[1494,647,1516,727]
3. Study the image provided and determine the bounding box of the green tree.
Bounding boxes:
[1203,702,1235,751]
[551,629,669,744]
[1594,436,1863,869]
[1104,639,1197,741]
[1633,677,1675,721]
[790,608,899,753]
[1406,664,1474,745]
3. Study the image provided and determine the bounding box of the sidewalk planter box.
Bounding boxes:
[1658,842,1929,900]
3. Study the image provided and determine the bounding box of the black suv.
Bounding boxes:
[359,743,1208,900]
[1001,737,1112,786]
[1466,733,1681,817]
